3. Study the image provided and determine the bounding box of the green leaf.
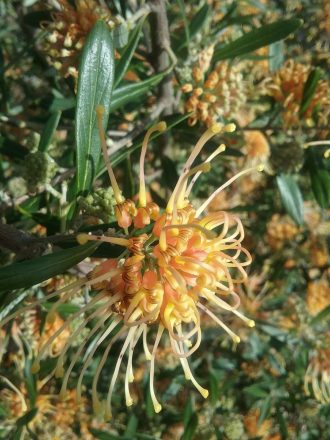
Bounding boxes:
[214,19,302,61]
[181,412,198,440]
[75,20,115,195]
[244,384,269,399]
[88,429,121,440]
[209,371,219,406]
[124,414,138,438]
[175,4,210,51]
[110,72,165,112]
[276,174,304,226]
[50,96,75,112]
[114,17,146,87]
[311,305,330,326]
[300,67,322,116]
[0,243,98,294]
[310,169,330,209]
[16,408,38,428]
[269,40,284,72]
[38,111,61,152]
[258,396,272,426]
[189,4,210,40]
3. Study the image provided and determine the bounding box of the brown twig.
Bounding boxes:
[149,0,174,116]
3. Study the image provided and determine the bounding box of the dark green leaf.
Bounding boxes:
[181,412,198,440]
[110,72,165,112]
[311,305,330,326]
[183,396,193,429]
[114,17,146,87]
[258,396,272,426]
[50,97,75,112]
[276,174,304,225]
[124,414,138,438]
[300,68,322,116]
[214,19,302,61]
[209,371,219,406]
[16,408,38,428]
[24,358,37,407]
[310,169,330,209]
[244,384,269,399]
[88,429,121,440]
[75,20,115,195]
[0,243,98,294]
[189,4,210,40]
[175,4,210,51]
[38,111,61,152]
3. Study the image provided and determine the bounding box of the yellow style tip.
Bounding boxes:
[257,164,265,172]
[154,403,162,413]
[46,311,56,324]
[31,362,40,374]
[201,388,209,399]
[201,163,211,173]
[126,398,134,407]
[233,335,241,344]
[93,399,103,416]
[248,319,255,328]
[218,144,226,153]
[76,233,89,245]
[156,121,167,132]
[225,123,236,133]
[59,390,67,401]
[128,374,134,383]
[210,123,222,134]
[96,105,105,115]
[55,366,64,379]
[104,409,112,421]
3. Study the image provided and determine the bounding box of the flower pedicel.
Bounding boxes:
[0,107,263,419]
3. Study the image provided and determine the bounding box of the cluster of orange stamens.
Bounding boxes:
[0,108,263,418]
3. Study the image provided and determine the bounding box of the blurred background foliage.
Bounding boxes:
[0,0,329,439]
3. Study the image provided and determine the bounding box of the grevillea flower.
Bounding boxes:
[0,108,262,419]
[181,60,247,127]
[263,60,330,127]
[42,0,118,77]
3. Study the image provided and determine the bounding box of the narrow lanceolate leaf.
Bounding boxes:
[176,4,210,50]
[276,174,304,226]
[214,19,302,61]
[300,67,322,116]
[310,169,330,209]
[114,17,146,87]
[110,72,165,112]
[0,242,98,294]
[75,20,115,196]
[38,111,61,152]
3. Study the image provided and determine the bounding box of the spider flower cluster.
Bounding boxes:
[42,0,118,77]
[182,61,246,127]
[0,108,262,419]
[264,60,330,127]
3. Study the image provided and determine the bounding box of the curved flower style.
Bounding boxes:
[304,337,330,404]
[0,109,262,419]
